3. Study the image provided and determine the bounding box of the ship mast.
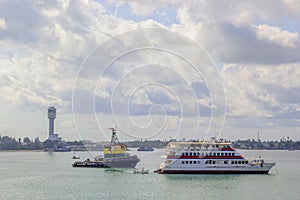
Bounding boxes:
[109,127,120,149]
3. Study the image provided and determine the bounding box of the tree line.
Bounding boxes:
[0,135,43,150]
[1,135,300,150]
[0,135,83,150]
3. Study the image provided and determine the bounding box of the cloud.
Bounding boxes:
[284,0,300,15]
[107,0,178,16]
[0,18,7,30]
[255,24,298,47]
[169,1,300,64]
[174,21,300,64]
[0,0,300,139]
[222,63,300,120]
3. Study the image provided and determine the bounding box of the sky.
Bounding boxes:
[0,0,300,142]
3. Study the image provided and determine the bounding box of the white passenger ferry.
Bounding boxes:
[155,140,276,174]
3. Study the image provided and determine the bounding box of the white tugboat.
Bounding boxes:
[155,140,276,174]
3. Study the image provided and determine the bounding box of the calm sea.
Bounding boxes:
[0,149,299,200]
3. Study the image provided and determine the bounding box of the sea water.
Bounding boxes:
[0,149,299,200]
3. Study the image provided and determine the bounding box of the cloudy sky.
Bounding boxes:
[0,0,300,142]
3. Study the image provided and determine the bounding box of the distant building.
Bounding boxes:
[47,106,62,141]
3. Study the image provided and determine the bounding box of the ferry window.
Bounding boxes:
[225,153,227,156]
[231,161,234,164]
[221,153,224,156]
[238,161,241,164]
[194,161,196,164]
[213,153,216,156]
[206,160,211,164]
[198,161,201,164]
[217,153,220,156]
[212,161,215,164]
[182,161,184,164]
[245,161,248,164]
[235,161,237,164]
[241,161,244,164]
[189,152,193,156]
[224,161,228,164]
[186,161,188,164]
[190,161,193,164]
[182,153,184,156]
[216,145,219,148]
[193,152,196,156]
[185,152,188,156]
[232,153,235,156]
[197,152,200,156]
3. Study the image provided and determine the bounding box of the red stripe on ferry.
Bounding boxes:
[202,156,244,159]
[221,147,235,151]
[171,156,244,159]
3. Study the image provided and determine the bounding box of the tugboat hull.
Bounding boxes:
[72,155,140,168]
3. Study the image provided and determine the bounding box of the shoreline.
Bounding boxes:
[0,148,297,152]
[0,149,45,152]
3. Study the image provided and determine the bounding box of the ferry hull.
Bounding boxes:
[155,162,275,174]
[155,169,270,174]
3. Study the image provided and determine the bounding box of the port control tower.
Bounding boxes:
[48,106,61,141]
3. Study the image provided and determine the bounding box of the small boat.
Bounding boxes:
[137,146,154,151]
[71,154,80,159]
[133,168,149,174]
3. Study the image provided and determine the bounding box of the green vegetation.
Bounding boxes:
[0,135,300,151]
[0,135,84,151]
[0,135,43,150]
[232,138,300,150]
[124,140,169,148]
